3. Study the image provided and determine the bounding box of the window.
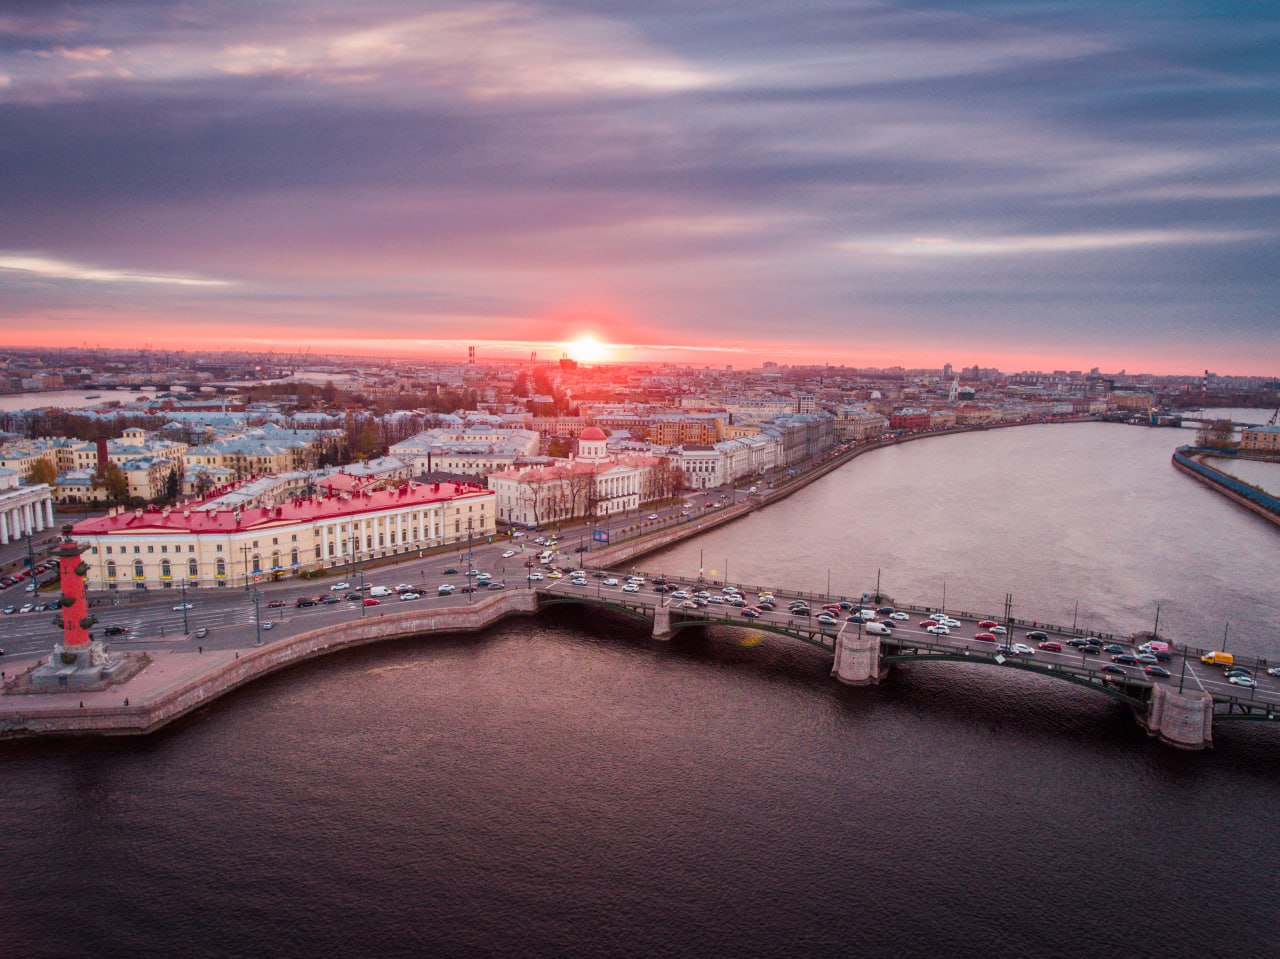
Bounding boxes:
[106,561,117,580]
[216,558,226,577]
[188,558,198,578]
[291,548,299,566]
[161,545,168,554]
[272,537,278,546]
[252,555,262,574]
[271,551,281,571]
[92,547,99,554]
[147,545,154,553]
[105,546,112,554]
[133,560,144,578]
[161,559,171,579]
[216,544,223,553]
[189,545,195,553]
[134,546,140,554]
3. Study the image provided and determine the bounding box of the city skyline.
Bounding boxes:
[1,2,1278,374]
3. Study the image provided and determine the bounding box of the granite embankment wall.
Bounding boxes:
[2,591,541,738]
[1172,447,1280,528]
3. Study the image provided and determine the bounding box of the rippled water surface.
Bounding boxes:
[3,422,1279,959]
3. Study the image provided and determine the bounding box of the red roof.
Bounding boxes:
[73,481,492,536]
[578,426,607,441]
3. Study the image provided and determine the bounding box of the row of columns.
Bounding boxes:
[0,494,55,546]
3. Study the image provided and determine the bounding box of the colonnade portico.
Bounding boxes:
[0,483,55,546]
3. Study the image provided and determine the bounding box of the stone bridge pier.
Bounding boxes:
[652,603,673,641]
[831,629,889,686]
[1139,684,1214,749]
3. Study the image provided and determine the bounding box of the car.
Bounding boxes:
[722,586,740,595]
[672,591,689,600]
[1112,654,1139,665]
[1010,643,1035,655]
[1134,653,1158,664]
[1038,641,1064,652]
[20,604,34,613]
[978,620,999,628]
[459,585,479,593]
[603,578,619,586]
[267,600,286,608]
[262,621,276,630]
[442,568,459,575]
[728,598,747,608]
[648,513,659,520]
[974,632,997,642]
[1103,644,1126,654]
[103,625,128,636]
[398,592,420,601]
[990,625,1007,635]
[345,592,362,601]
[817,614,838,625]
[528,572,544,581]
[511,531,525,538]
[502,550,516,558]
[1268,666,1280,677]
[173,603,194,611]
[741,608,760,618]
[296,598,317,607]
[622,583,640,593]
[822,603,842,613]
[1067,638,1090,648]
[466,569,480,577]
[487,582,506,590]
[438,584,456,595]
[330,582,350,591]
[363,598,381,606]
[927,625,950,635]
[1100,664,1126,675]
[395,583,414,592]
[877,607,895,616]
[890,611,909,621]
[547,571,562,579]
[1229,675,1257,688]
[1224,667,1252,678]
[1026,630,1049,641]
[1081,645,1100,656]
[1144,666,1171,678]
[320,596,339,605]
[1,606,14,615]
[694,591,711,600]
[25,583,36,592]
[678,600,698,609]
[920,620,939,628]
[1154,651,1173,662]
[476,573,491,582]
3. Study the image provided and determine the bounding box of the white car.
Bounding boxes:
[990,625,1007,635]
[20,603,34,613]
[890,611,910,621]
[262,621,275,630]
[1268,666,1280,677]
[330,582,350,591]
[1010,643,1035,655]
[511,532,525,538]
[399,592,421,601]
[1229,675,1257,688]
[926,625,950,635]
[173,603,194,611]
[647,514,659,520]
[603,578,618,586]
[396,583,414,593]
[528,571,544,581]
[437,584,455,594]
[677,600,698,609]
[502,550,516,558]
[622,583,640,593]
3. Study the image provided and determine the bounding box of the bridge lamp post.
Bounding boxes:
[252,588,262,646]
[179,577,189,635]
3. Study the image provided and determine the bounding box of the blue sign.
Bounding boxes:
[592,530,610,544]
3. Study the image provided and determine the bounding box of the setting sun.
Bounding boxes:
[566,335,609,363]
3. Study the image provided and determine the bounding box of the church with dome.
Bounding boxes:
[486,426,663,528]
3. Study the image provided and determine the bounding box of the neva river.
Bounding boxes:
[3,421,1279,959]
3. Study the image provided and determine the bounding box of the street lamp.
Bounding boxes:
[252,588,262,645]
[240,543,252,592]
[180,577,189,635]
[358,566,367,618]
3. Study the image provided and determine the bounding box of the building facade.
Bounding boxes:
[0,467,56,545]
[72,480,496,591]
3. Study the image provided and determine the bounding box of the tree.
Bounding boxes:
[94,462,129,503]
[1196,419,1235,450]
[163,467,181,503]
[28,457,57,487]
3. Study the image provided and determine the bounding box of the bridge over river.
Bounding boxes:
[537,569,1280,750]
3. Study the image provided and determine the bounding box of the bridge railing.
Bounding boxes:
[613,567,1274,672]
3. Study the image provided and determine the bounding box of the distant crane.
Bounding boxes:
[1268,405,1279,426]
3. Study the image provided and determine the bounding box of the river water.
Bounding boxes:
[3,422,1279,959]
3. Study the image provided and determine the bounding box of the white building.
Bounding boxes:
[0,467,56,545]
[390,427,541,476]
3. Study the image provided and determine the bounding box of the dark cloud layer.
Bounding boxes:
[0,0,1276,371]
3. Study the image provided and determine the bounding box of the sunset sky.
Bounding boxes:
[1,1,1277,374]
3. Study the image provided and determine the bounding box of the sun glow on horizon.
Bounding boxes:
[566,334,610,363]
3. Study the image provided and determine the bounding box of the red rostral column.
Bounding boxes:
[56,524,92,648]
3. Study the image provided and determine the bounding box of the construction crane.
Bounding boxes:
[1268,404,1279,426]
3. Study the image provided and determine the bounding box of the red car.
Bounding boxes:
[920,620,939,628]
[974,632,997,642]
[1038,641,1063,652]
[267,600,286,608]
[978,620,999,628]
[363,598,381,606]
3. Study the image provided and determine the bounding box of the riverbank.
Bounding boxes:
[1172,447,1280,528]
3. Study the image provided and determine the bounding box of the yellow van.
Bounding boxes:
[1200,651,1234,666]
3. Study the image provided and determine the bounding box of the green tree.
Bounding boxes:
[94,462,129,503]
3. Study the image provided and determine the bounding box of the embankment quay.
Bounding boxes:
[3,570,1276,749]
[1172,446,1280,527]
